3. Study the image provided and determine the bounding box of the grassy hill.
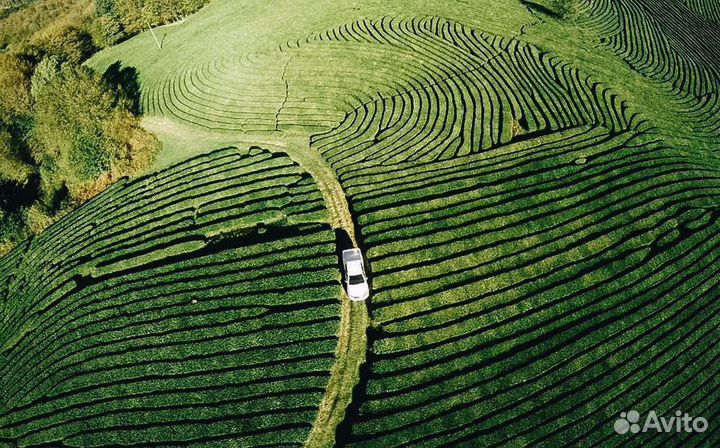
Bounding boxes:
[2,0,720,447]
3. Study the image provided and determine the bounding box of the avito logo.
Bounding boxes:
[614,410,708,434]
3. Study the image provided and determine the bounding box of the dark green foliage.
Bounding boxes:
[0,127,32,185]
[522,0,575,18]
[101,61,141,114]
[0,209,26,248]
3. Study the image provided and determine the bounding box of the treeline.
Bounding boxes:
[96,0,210,44]
[0,0,162,254]
[1,0,210,52]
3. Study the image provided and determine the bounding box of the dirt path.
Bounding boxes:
[235,138,367,448]
[305,296,368,448]
[285,146,357,246]
[229,135,357,245]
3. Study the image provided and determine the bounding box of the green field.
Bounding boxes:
[2,0,720,446]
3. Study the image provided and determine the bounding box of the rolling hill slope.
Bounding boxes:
[1,0,719,447]
[308,15,719,446]
[0,148,342,446]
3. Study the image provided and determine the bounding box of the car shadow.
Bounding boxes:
[334,228,354,275]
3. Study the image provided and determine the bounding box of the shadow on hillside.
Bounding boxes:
[102,61,141,115]
[520,0,564,18]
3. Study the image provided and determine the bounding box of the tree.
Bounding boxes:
[31,59,159,205]
[89,13,125,47]
[0,53,32,118]
[30,22,96,63]
[95,0,116,16]
[100,0,210,33]
[0,208,26,255]
[0,128,33,184]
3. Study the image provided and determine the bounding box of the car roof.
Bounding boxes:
[346,260,364,276]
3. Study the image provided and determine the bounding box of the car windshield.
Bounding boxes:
[349,275,365,285]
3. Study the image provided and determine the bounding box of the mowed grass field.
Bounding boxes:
[2,0,720,447]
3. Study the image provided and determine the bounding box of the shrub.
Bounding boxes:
[0,208,26,248]
[0,128,33,184]
[24,202,55,234]
[0,53,32,118]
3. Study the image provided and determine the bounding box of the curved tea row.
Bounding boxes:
[141,16,635,141]
[683,0,720,22]
[2,7,719,447]
[322,125,720,447]
[311,17,638,167]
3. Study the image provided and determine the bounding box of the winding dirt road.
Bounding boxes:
[235,138,368,448]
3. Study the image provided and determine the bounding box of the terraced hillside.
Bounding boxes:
[322,117,720,447]
[0,147,342,446]
[578,0,720,145]
[309,15,720,446]
[2,0,720,447]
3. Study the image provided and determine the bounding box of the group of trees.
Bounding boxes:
[95,0,210,45]
[1,0,210,52]
[0,0,95,59]
[0,0,170,254]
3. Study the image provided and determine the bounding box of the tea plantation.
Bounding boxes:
[2,0,720,447]
[310,14,719,447]
[0,148,342,446]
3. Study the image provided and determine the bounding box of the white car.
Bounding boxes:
[342,248,370,301]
